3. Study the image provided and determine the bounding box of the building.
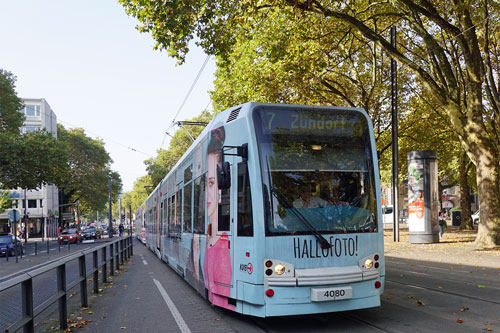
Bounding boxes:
[0,98,59,238]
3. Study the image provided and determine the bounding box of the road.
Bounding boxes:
[1,237,499,332]
[74,240,499,332]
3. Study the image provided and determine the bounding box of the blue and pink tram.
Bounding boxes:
[136,102,384,317]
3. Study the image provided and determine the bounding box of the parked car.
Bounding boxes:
[0,233,24,256]
[58,228,81,244]
[471,210,480,225]
[81,226,101,240]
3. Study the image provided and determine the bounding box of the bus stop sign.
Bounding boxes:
[8,209,21,222]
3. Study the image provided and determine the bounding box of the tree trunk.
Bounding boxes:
[459,151,472,230]
[474,155,500,248]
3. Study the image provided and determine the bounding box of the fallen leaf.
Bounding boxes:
[120,327,126,330]
[386,296,391,300]
[215,319,221,321]
[417,300,425,306]
[88,311,94,315]
[477,285,486,288]
[76,317,83,320]
[460,307,469,312]
[457,319,464,323]
[437,286,443,289]
[407,296,414,299]
[485,328,492,331]
[69,293,75,297]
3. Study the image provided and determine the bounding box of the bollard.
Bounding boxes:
[35,242,37,256]
[47,240,50,255]
[58,241,61,252]
[68,241,70,252]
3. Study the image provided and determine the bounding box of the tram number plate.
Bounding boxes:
[311,286,352,302]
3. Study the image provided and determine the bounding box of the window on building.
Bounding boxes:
[28,200,37,208]
[23,104,41,117]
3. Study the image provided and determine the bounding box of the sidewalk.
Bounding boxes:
[384,227,500,268]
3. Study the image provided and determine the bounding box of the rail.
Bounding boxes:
[0,236,133,332]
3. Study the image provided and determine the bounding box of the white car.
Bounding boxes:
[471,210,479,225]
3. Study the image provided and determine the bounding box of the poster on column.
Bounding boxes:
[408,161,425,232]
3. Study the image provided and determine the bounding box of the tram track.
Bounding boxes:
[386,279,500,306]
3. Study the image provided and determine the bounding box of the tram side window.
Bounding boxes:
[163,198,168,235]
[183,182,193,233]
[168,195,176,237]
[218,188,230,232]
[237,162,253,236]
[193,174,206,234]
[176,190,182,233]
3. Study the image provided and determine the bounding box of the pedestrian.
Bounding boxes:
[119,223,124,237]
[438,211,446,239]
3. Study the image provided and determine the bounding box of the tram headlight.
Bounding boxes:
[274,264,286,275]
[364,258,374,269]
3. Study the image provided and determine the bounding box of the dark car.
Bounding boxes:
[58,228,81,244]
[0,233,24,256]
[81,226,101,240]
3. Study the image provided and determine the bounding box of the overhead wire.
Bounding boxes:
[160,0,241,151]
[24,107,153,157]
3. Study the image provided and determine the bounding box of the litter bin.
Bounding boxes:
[451,210,461,226]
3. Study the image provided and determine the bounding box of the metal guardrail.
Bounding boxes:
[0,236,133,332]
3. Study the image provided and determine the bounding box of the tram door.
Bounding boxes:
[205,154,235,303]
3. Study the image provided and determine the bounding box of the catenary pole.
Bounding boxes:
[391,26,400,242]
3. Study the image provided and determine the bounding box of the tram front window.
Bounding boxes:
[253,107,378,235]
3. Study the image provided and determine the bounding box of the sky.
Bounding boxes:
[0,1,216,192]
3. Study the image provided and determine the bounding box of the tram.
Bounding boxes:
[136,102,384,317]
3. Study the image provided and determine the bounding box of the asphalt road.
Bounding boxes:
[74,240,500,332]
[1,238,499,332]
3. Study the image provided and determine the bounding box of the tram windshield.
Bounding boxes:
[253,107,378,235]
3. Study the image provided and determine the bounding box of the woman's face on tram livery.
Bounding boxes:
[206,152,219,223]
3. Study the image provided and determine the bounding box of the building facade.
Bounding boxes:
[0,98,59,238]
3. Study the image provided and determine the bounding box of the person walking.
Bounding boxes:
[438,211,446,240]
[118,223,124,237]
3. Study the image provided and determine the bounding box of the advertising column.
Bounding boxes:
[408,151,439,243]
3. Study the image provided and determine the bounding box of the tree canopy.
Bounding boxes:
[120,0,500,247]
[57,124,122,216]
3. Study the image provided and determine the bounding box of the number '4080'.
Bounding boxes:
[324,289,345,298]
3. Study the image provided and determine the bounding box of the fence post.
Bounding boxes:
[109,244,114,276]
[93,251,99,294]
[102,246,107,283]
[79,255,88,308]
[21,278,34,332]
[130,235,133,256]
[115,242,120,271]
[120,239,124,265]
[57,264,68,330]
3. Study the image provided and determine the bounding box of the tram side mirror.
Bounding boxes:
[217,161,231,189]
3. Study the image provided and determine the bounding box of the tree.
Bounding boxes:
[120,0,500,248]
[0,69,24,133]
[57,125,122,216]
[0,69,69,190]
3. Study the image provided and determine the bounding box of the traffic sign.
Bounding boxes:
[8,210,20,222]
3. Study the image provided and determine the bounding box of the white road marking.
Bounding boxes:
[153,278,191,333]
[142,260,148,265]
